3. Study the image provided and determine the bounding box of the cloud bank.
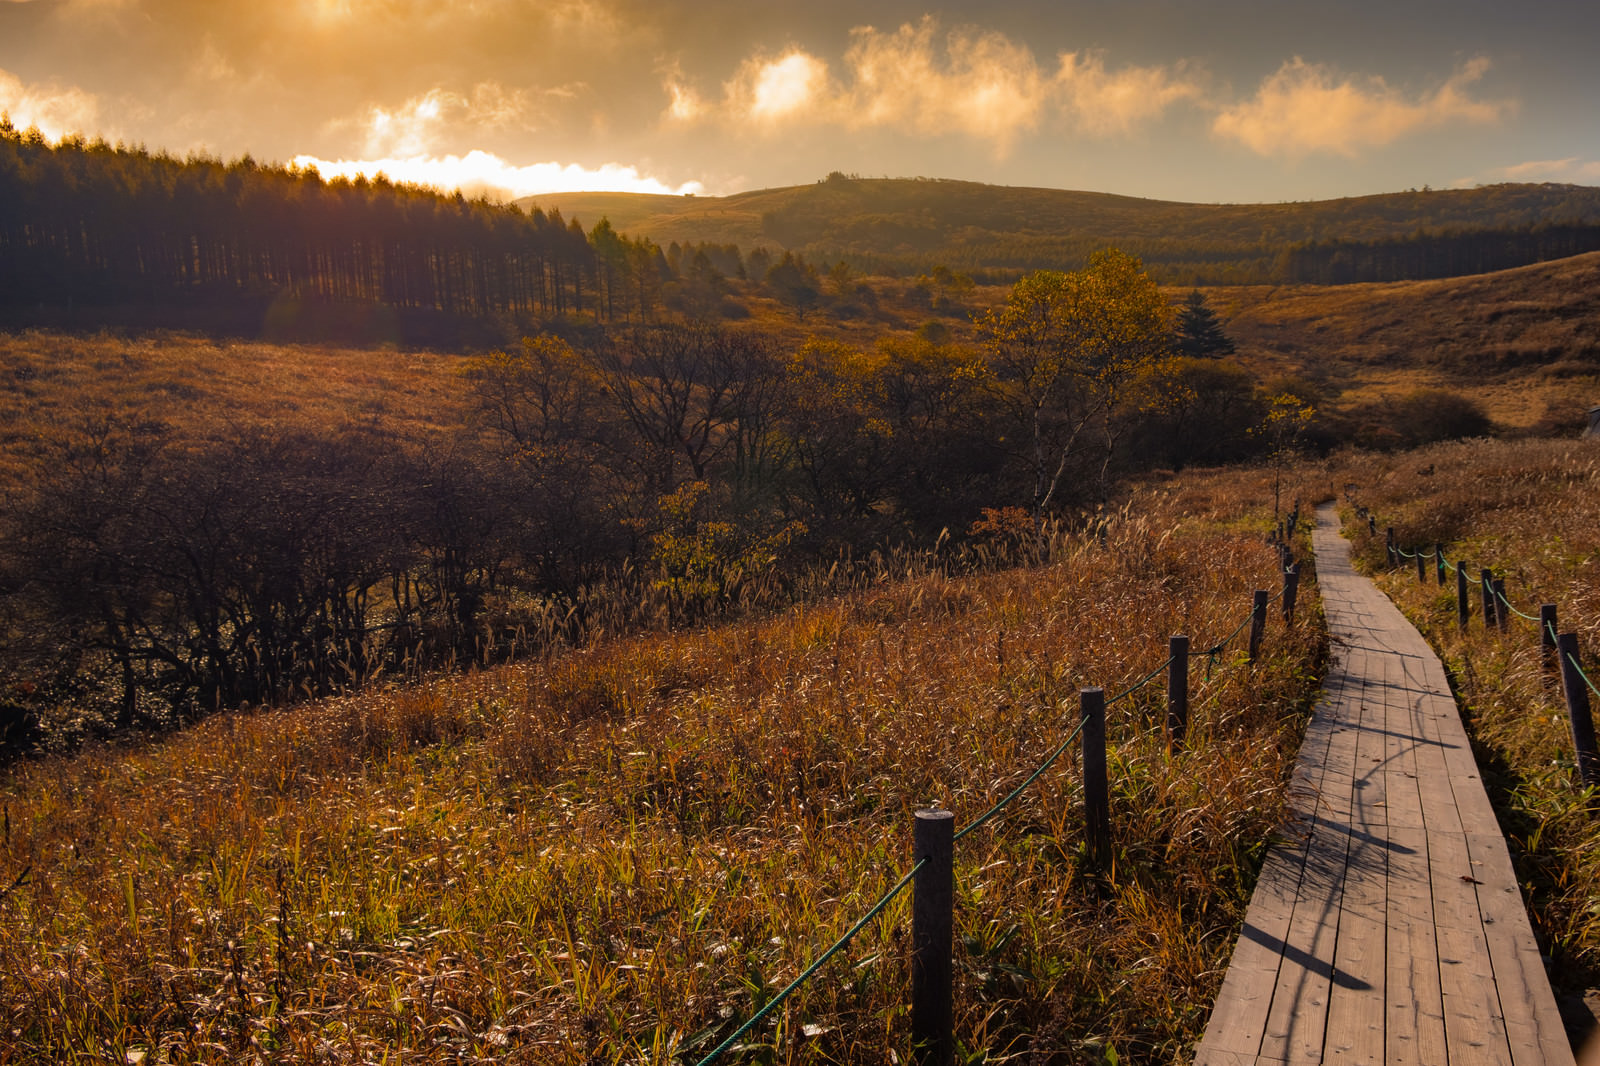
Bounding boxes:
[668,18,1205,155]
[1214,57,1509,158]
[291,150,704,200]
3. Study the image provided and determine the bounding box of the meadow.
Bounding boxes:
[0,464,1327,1064]
[1332,438,1600,1025]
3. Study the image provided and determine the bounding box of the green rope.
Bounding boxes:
[954,714,1090,842]
[1107,654,1177,706]
[693,859,925,1066]
[1567,651,1600,703]
[1492,584,1542,624]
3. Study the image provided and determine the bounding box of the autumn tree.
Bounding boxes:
[975,249,1175,514]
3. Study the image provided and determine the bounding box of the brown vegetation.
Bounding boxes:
[0,465,1326,1063]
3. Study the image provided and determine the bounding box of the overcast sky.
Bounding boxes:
[4,0,1598,204]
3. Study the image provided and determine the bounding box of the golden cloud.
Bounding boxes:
[353,83,548,157]
[675,18,1201,155]
[291,149,705,199]
[0,69,101,140]
[1214,56,1510,158]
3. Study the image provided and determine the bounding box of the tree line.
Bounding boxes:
[0,254,1291,753]
[1275,223,1600,284]
[0,122,675,333]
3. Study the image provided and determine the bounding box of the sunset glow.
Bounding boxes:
[2,1,1596,202]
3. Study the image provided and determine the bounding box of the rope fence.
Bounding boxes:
[1347,493,1600,791]
[686,506,1310,1066]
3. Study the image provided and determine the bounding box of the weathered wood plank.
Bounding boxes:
[1195,504,1574,1066]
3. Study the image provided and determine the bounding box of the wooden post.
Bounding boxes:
[1435,543,1446,586]
[1457,561,1470,632]
[1081,688,1109,868]
[911,809,955,1066]
[1167,635,1189,751]
[1386,527,1396,567]
[1247,589,1269,664]
[1541,604,1559,672]
[1415,549,1427,583]
[1283,563,1300,622]
[1368,515,1377,537]
[1556,634,1600,789]
[1481,569,1497,631]
[1493,580,1509,633]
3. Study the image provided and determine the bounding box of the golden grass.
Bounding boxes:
[1207,253,1600,430]
[0,466,1327,1064]
[1334,438,1600,1015]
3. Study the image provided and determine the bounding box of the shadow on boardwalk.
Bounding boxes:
[1192,502,1573,1066]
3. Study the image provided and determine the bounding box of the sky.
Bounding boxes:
[3,0,1599,205]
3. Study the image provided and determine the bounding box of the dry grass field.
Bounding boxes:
[1209,252,1600,431]
[1333,438,1600,1027]
[0,464,1327,1064]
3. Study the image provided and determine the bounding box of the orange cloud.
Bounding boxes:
[1214,57,1510,158]
[0,68,101,140]
[673,18,1201,155]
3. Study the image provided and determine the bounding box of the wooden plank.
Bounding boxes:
[1321,822,1386,1064]
[1384,824,1447,1065]
[1199,505,1573,1066]
[1197,832,1316,1058]
[1258,816,1351,1061]
[1428,824,1513,1062]
[1465,831,1576,1066]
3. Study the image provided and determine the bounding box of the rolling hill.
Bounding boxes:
[518,175,1600,285]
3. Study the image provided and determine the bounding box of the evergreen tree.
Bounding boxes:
[1175,290,1235,358]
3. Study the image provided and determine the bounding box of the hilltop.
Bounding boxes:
[518,176,1600,285]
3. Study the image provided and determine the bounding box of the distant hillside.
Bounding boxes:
[519,176,1600,285]
[1212,250,1600,429]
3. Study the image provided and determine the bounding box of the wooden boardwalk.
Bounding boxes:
[1193,503,1573,1065]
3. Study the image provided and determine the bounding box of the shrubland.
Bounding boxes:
[0,463,1327,1064]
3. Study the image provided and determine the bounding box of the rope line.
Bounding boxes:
[1567,651,1600,703]
[954,715,1089,842]
[1492,584,1542,625]
[693,859,925,1066]
[1106,655,1176,706]
[697,567,1282,1059]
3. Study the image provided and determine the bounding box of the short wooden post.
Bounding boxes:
[1493,580,1509,633]
[1080,688,1109,868]
[911,809,955,1066]
[1541,605,1559,671]
[1435,543,1446,586]
[1481,569,1497,631]
[1415,549,1427,583]
[1167,635,1189,751]
[1368,515,1377,537]
[1283,563,1300,622]
[1457,561,1470,632]
[1556,634,1600,789]
[1247,589,1269,664]
[1386,527,1396,567]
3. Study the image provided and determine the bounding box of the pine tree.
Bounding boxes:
[1175,289,1235,358]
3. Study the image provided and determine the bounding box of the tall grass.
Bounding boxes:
[0,467,1326,1064]
[1335,437,1600,1024]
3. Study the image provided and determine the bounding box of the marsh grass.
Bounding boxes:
[1335,437,1600,1019]
[0,466,1327,1064]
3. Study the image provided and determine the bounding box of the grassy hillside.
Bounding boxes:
[519,177,1600,284]
[0,464,1327,1064]
[1208,251,1600,430]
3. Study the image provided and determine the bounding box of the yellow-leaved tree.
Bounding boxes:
[975,248,1174,516]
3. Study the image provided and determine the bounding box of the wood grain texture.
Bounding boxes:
[1192,504,1572,1066]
